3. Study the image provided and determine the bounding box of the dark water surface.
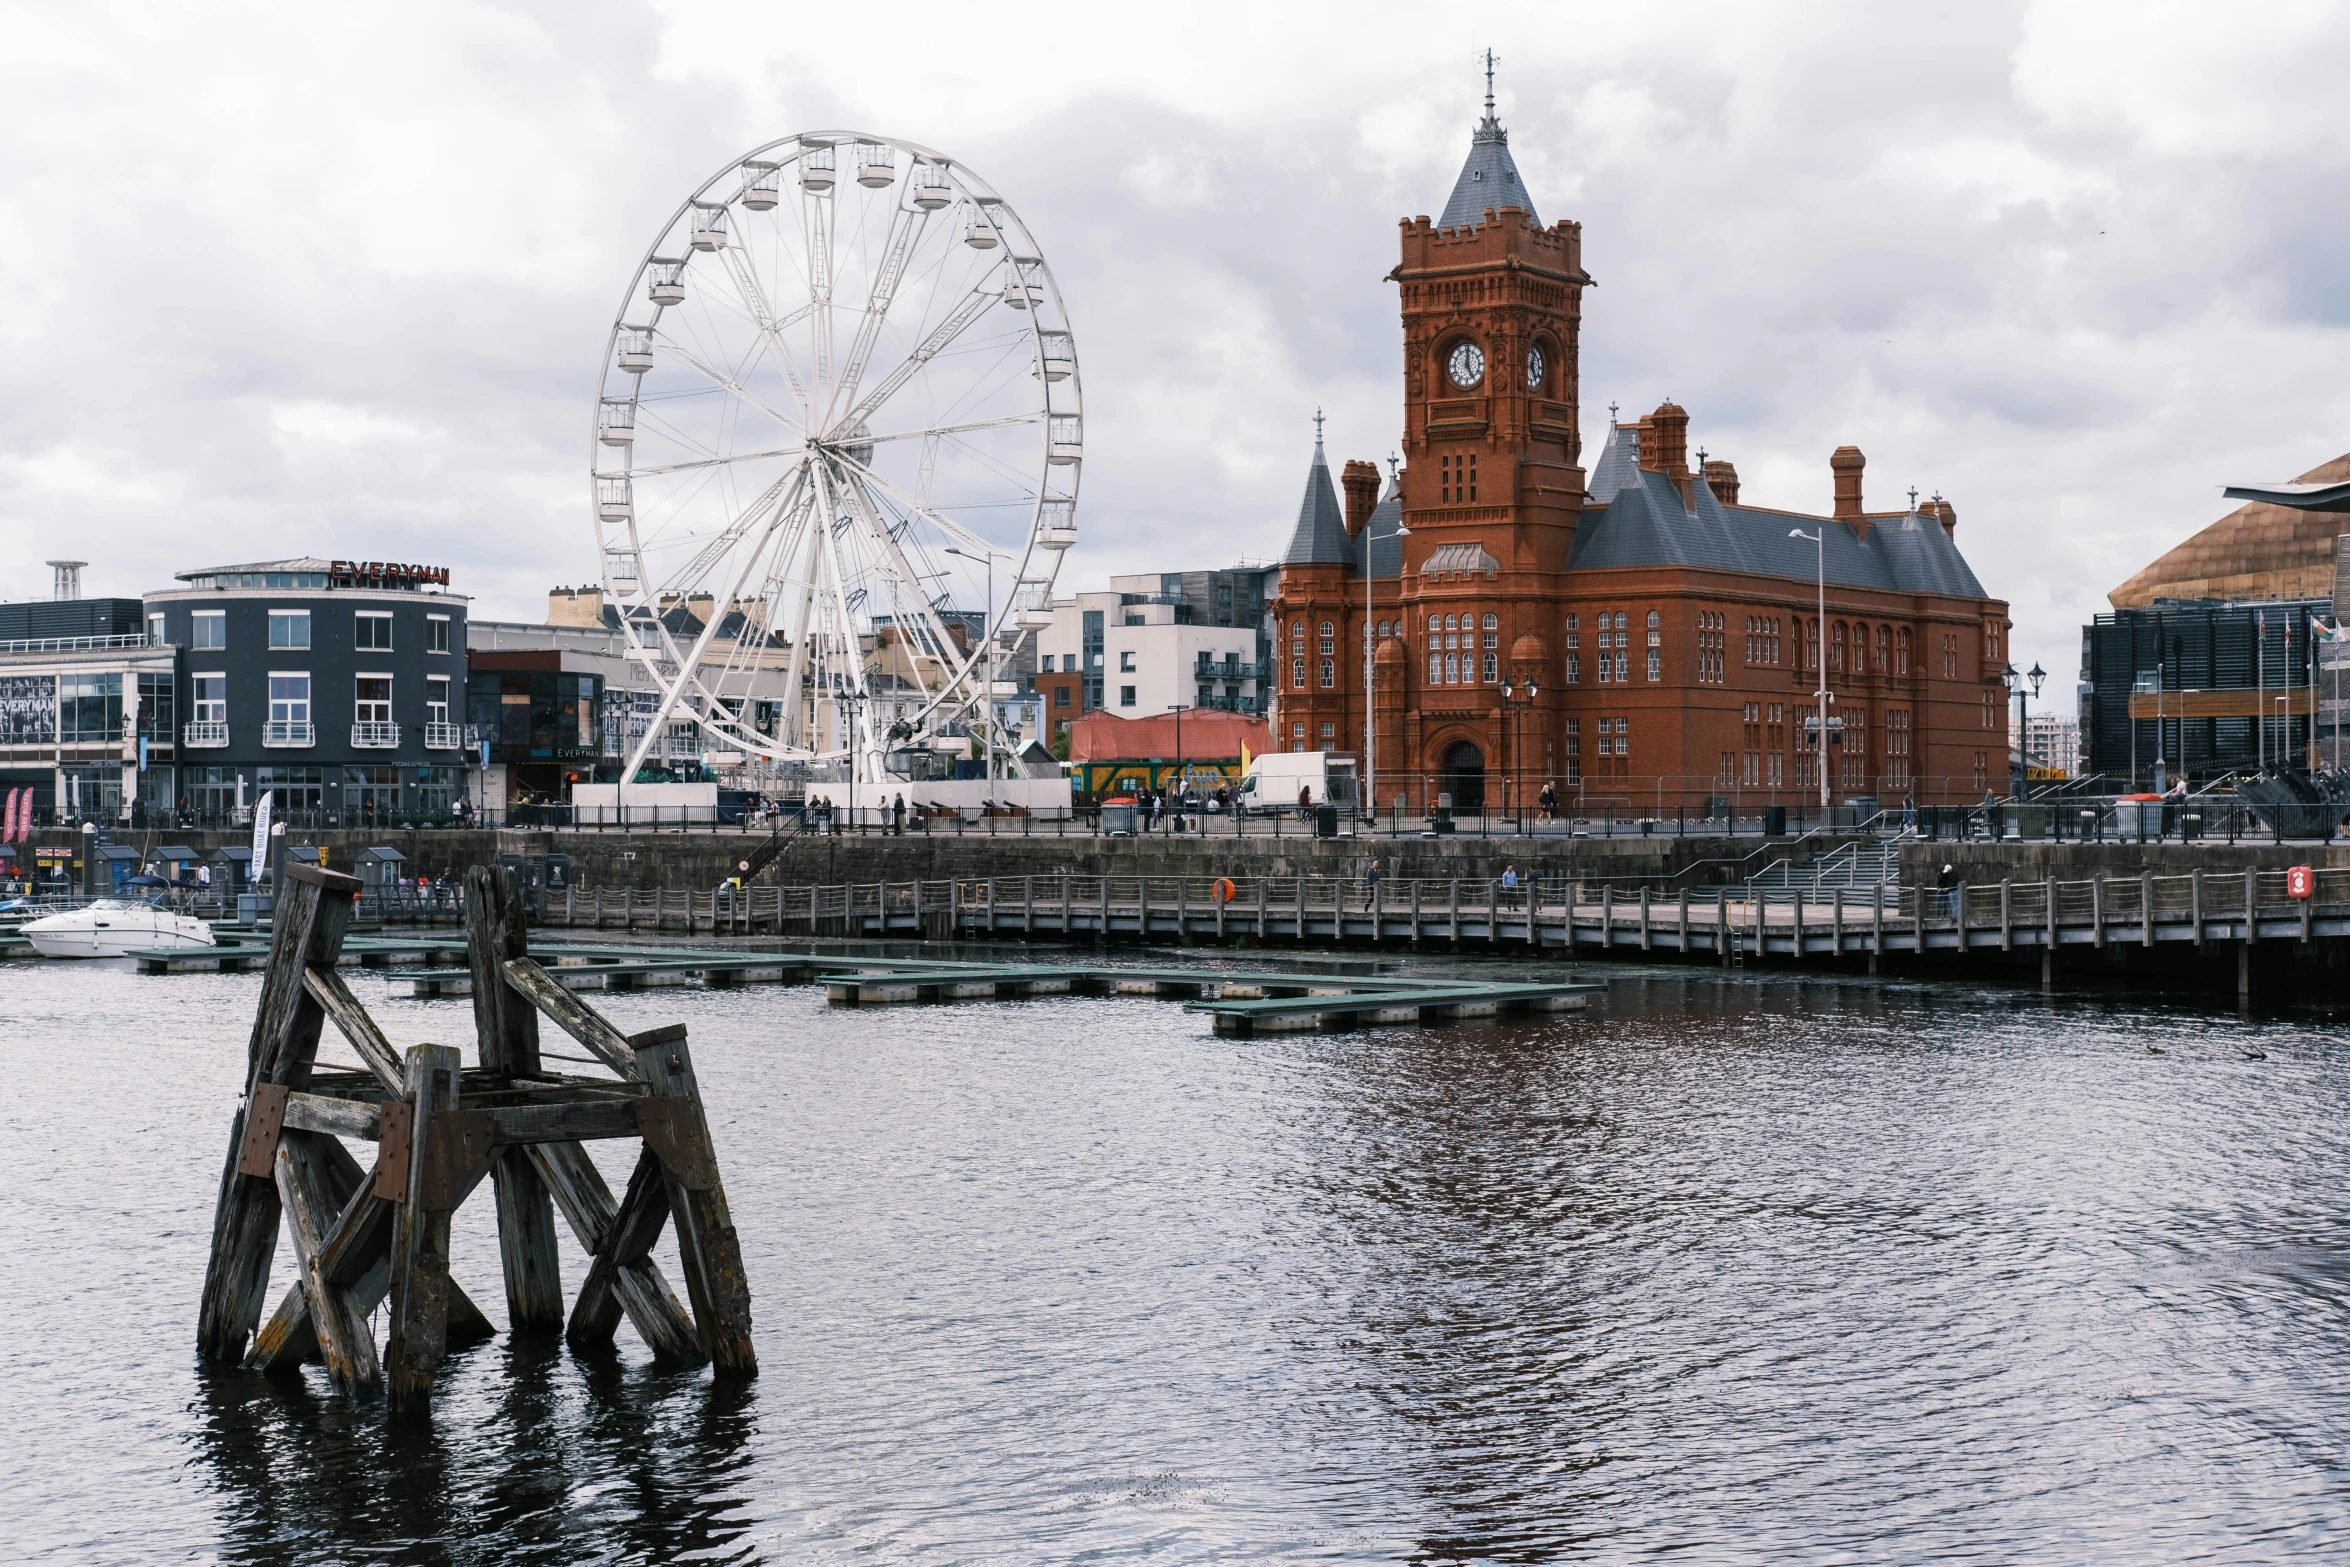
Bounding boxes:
[5,953,2350,1563]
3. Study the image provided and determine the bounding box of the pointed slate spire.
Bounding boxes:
[1438,53,1541,230]
[1281,410,1353,566]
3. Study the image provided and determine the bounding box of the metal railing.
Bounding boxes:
[0,632,156,654]
[351,722,401,749]
[424,722,462,750]
[182,720,229,748]
[262,720,314,747]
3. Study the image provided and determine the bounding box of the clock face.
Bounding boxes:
[1526,344,1546,390]
[1446,341,1485,390]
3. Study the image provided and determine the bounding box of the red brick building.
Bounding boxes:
[1276,92,2010,815]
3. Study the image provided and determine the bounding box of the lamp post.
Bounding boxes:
[1499,678,1538,834]
[1789,528,1829,809]
[831,678,866,831]
[1365,469,1409,828]
[1169,702,1190,821]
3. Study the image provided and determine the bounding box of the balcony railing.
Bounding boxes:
[352,722,401,749]
[182,720,229,748]
[1193,660,1258,679]
[424,722,463,750]
[263,720,315,747]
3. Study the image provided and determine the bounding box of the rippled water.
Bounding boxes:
[5,950,2350,1563]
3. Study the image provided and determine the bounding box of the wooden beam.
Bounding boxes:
[634,1029,757,1378]
[248,1141,496,1375]
[282,1091,382,1141]
[385,1043,462,1412]
[501,957,639,1078]
[565,1146,675,1352]
[466,864,541,1073]
[198,869,356,1362]
[274,1130,381,1392]
[463,865,564,1335]
[302,966,405,1094]
[527,1141,703,1366]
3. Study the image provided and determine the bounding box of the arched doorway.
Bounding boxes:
[1442,740,1486,812]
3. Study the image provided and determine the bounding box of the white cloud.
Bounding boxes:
[2,0,2346,688]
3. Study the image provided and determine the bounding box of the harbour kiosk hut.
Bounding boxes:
[155,845,200,884]
[352,845,406,890]
[205,844,252,892]
[91,843,140,894]
[283,846,322,881]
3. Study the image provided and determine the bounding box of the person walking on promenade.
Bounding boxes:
[1501,862,1520,910]
[1365,858,1382,910]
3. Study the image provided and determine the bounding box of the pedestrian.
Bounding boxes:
[1936,861,1958,919]
[1902,791,1916,830]
[1501,861,1520,909]
[1366,857,1382,910]
[893,792,906,835]
[1297,784,1313,816]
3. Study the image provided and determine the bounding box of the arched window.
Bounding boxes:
[1831,622,1847,671]
[1427,614,1441,633]
[1444,614,1458,631]
[1646,610,1660,629]
[1897,627,1911,674]
[1318,620,1334,637]
[1875,625,1890,672]
[1805,618,1820,670]
[1615,612,1629,630]
[1482,613,1498,630]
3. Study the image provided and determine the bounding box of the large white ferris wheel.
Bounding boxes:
[592,132,1081,782]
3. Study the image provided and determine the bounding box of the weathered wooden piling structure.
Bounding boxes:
[195,862,755,1412]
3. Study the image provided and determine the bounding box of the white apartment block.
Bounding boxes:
[1035,590,1260,720]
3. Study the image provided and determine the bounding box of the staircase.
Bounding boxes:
[1742,837,1905,904]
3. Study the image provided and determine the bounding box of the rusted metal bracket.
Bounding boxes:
[418,1110,498,1210]
[631,1099,717,1191]
[237,1083,291,1178]
[374,1102,414,1201]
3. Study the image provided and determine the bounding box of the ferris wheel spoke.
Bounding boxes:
[624,442,807,480]
[804,191,835,397]
[858,412,1044,448]
[837,474,976,690]
[657,336,807,436]
[719,247,816,418]
[833,448,1015,561]
[621,474,808,779]
[840,283,1001,433]
[826,200,931,430]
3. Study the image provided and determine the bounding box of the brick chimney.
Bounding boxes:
[1636,414,1659,471]
[1647,401,1692,505]
[1830,445,1866,529]
[1703,459,1739,507]
[1920,493,1956,538]
[1340,459,1381,538]
[547,585,606,627]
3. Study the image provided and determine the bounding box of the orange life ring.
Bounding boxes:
[1213,877,1237,904]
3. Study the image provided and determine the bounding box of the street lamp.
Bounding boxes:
[943,544,1010,788]
[2005,660,2046,795]
[1498,678,1539,833]
[1789,528,1829,810]
[1365,465,1409,826]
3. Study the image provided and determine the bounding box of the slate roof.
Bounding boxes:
[1570,423,1989,599]
[1360,470,1406,580]
[1438,112,1541,230]
[1280,436,1354,566]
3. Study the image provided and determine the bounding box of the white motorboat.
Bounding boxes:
[22,899,217,959]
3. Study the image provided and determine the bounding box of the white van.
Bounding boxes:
[1234,753,1359,816]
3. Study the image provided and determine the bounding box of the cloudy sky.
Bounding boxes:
[4,0,2346,682]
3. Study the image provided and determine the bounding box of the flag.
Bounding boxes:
[2313,614,2339,642]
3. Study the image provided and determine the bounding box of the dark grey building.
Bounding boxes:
[2081,597,2321,789]
[144,557,470,824]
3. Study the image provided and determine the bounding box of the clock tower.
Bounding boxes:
[1376,72,1590,807]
